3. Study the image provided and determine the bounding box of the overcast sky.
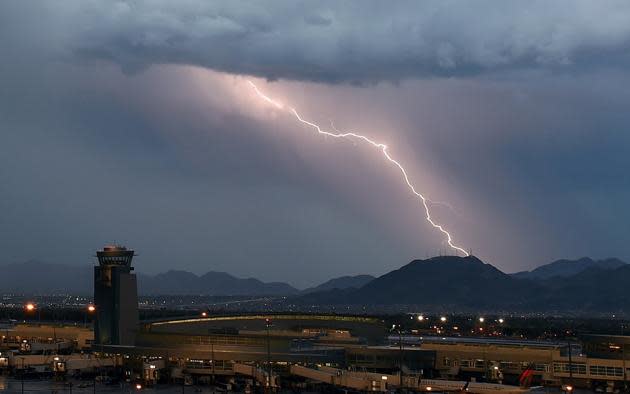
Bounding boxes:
[1,1,629,288]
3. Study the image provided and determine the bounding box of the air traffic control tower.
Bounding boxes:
[94,245,139,346]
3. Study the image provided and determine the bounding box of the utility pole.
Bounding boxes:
[20,357,25,394]
[266,318,272,390]
[181,349,185,394]
[623,344,627,394]
[211,341,216,393]
[567,338,573,383]
[622,323,627,393]
[394,323,404,391]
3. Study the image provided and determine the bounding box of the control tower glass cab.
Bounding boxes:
[97,245,135,267]
[94,245,139,347]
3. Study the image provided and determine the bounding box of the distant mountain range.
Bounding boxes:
[0,260,300,296]
[301,275,375,294]
[296,256,630,313]
[0,261,368,296]
[137,270,298,296]
[511,257,627,279]
[1,256,628,312]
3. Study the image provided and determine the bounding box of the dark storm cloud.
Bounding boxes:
[5,1,630,83]
[1,1,630,286]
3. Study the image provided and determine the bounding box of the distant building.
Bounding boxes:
[93,245,139,346]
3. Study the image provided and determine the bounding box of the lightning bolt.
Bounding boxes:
[247,80,469,256]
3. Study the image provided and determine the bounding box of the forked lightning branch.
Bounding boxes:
[247,80,468,256]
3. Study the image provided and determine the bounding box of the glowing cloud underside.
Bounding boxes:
[247,80,468,256]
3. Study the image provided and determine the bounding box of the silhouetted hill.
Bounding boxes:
[302,275,375,294]
[512,257,627,280]
[531,265,630,311]
[347,256,536,308]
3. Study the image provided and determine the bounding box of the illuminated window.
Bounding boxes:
[553,362,586,375]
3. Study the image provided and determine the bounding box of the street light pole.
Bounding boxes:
[20,357,25,394]
[567,338,573,384]
[85,305,95,328]
[623,345,628,392]
[399,325,404,391]
[266,318,272,390]
[211,342,216,384]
